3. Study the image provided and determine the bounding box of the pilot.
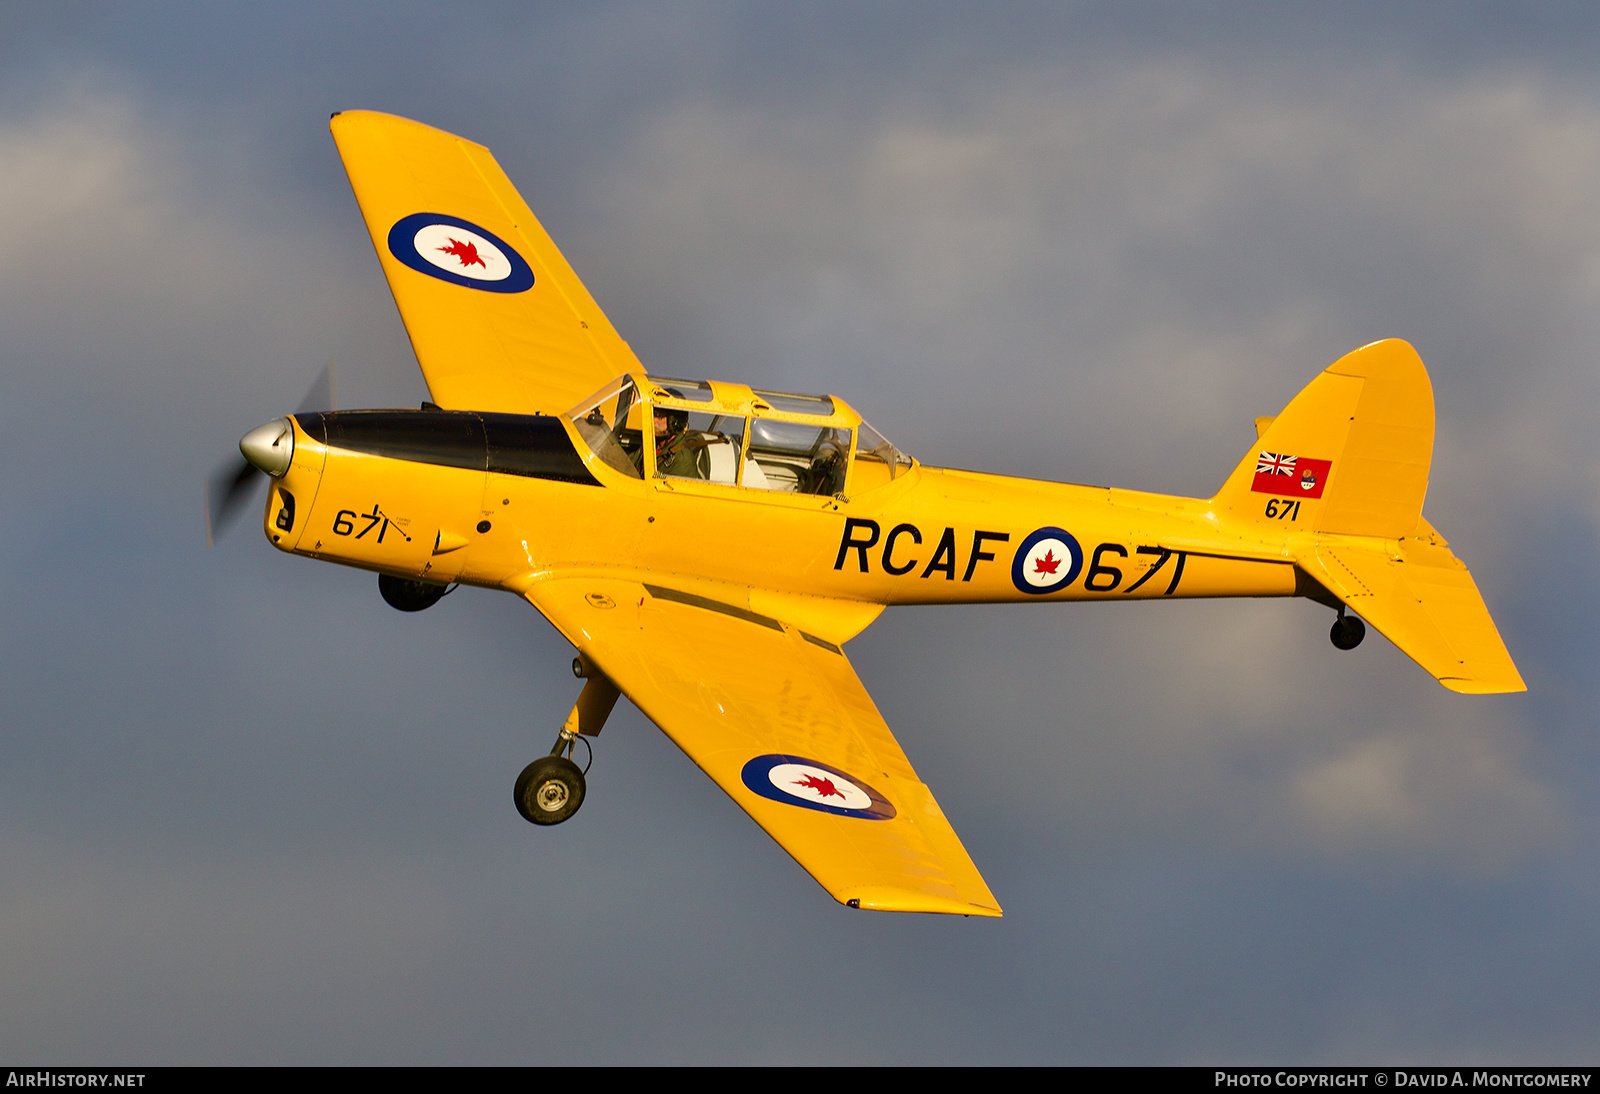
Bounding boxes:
[804,445,848,496]
[654,405,709,479]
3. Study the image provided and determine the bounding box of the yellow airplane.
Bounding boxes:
[213,111,1524,918]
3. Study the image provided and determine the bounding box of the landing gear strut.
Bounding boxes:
[513,731,589,826]
[1330,605,1366,650]
[512,654,617,827]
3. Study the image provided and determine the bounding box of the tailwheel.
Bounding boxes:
[514,755,586,825]
[1330,609,1366,651]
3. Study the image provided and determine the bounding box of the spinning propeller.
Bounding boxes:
[205,362,337,546]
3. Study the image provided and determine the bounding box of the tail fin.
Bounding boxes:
[1213,340,1524,694]
[1213,338,1433,537]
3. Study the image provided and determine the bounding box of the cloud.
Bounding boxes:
[1283,713,1564,870]
[0,80,428,494]
[0,835,457,1062]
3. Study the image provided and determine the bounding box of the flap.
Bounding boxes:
[524,576,1002,916]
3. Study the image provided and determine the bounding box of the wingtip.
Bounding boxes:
[1441,675,1528,695]
[838,887,1003,917]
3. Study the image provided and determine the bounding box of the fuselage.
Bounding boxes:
[257,374,1301,637]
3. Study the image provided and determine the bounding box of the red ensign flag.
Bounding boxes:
[1251,452,1332,499]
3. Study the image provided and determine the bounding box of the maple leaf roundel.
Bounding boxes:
[739,755,896,820]
[386,212,535,293]
[1011,526,1084,595]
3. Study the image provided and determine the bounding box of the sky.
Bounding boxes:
[1,1,1598,1064]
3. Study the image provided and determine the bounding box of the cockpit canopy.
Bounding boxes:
[568,375,911,496]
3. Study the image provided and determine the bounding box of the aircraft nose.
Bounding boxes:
[240,417,295,477]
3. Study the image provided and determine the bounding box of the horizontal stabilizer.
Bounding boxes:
[1298,530,1524,694]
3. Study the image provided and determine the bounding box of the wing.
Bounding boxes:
[329,110,639,415]
[524,576,1003,916]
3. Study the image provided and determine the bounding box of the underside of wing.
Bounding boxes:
[330,110,639,415]
[523,576,1002,916]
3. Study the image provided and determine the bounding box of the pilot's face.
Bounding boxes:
[654,410,668,437]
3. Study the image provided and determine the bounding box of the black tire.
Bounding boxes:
[1330,615,1366,650]
[378,573,448,612]
[513,756,586,826]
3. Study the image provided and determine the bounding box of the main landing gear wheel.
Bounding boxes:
[378,573,449,612]
[1330,612,1366,650]
[514,755,586,825]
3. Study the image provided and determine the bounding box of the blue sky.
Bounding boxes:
[1,2,1597,1062]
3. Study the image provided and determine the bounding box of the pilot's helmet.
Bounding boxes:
[658,389,690,435]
